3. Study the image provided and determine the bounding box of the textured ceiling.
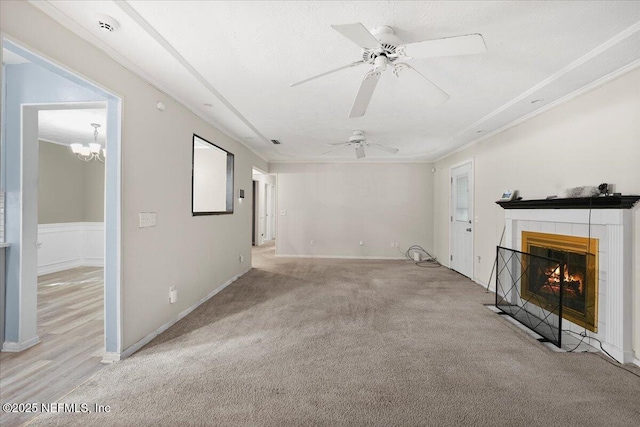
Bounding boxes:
[31,1,640,162]
[39,109,107,146]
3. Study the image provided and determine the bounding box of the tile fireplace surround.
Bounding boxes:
[499,196,639,363]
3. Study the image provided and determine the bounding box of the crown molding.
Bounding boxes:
[434,58,640,163]
[27,0,270,164]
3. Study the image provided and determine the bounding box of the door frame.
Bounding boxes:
[449,158,474,279]
[1,38,123,361]
[268,184,276,241]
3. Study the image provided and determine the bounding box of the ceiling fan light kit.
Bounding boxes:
[291,22,486,118]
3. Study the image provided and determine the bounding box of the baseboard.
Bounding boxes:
[633,358,640,368]
[101,352,122,364]
[2,335,41,352]
[83,258,105,267]
[119,267,252,360]
[275,254,405,260]
[38,259,84,276]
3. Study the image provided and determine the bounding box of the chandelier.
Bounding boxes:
[70,123,105,163]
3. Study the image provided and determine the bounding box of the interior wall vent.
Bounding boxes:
[270,139,282,145]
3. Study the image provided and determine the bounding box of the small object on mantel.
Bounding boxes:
[546,195,558,200]
[564,186,599,198]
[498,190,517,202]
[598,183,609,196]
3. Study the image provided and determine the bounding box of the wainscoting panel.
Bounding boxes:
[37,222,104,275]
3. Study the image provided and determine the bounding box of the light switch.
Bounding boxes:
[139,212,157,228]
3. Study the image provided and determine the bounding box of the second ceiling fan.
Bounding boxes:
[291,23,487,118]
[323,130,398,159]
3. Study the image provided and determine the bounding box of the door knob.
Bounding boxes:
[466,228,472,232]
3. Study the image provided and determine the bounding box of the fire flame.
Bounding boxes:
[542,264,584,297]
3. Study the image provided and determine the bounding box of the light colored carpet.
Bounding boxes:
[27,243,640,426]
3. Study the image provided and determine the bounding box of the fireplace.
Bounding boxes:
[496,195,639,363]
[522,232,598,332]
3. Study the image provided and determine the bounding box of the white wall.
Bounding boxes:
[1,1,268,351]
[37,222,103,275]
[272,163,434,259]
[433,67,640,360]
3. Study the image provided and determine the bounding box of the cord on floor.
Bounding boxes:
[405,245,441,268]
[563,329,640,378]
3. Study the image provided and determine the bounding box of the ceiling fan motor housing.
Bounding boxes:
[362,25,401,64]
[349,130,366,144]
[371,26,401,46]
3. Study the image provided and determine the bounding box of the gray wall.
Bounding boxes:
[81,147,105,222]
[38,140,104,224]
[272,162,434,258]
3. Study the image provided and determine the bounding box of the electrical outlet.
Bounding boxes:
[394,242,400,248]
[239,253,244,263]
[477,256,481,263]
[310,240,315,246]
[139,212,157,228]
[359,241,364,246]
[169,285,177,304]
[390,242,395,248]
[280,210,287,216]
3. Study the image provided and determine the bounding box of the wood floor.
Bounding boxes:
[0,267,105,427]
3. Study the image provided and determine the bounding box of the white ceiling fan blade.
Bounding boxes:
[331,23,381,49]
[394,63,449,106]
[368,142,399,154]
[290,61,365,87]
[402,34,486,59]
[327,142,351,146]
[322,146,349,155]
[355,145,366,159]
[349,71,380,118]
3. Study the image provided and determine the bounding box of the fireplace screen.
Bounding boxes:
[496,247,565,346]
[522,232,598,332]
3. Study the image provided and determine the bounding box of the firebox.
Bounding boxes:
[522,232,598,332]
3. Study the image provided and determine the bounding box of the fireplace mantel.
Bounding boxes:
[498,203,635,363]
[496,195,640,210]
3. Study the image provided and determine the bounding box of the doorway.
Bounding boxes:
[1,39,122,362]
[252,168,276,247]
[450,160,473,279]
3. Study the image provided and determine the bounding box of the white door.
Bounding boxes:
[259,183,267,244]
[265,184,272,240]
[450,161,473,278]
[266,184,275,240]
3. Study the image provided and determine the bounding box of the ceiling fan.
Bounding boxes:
[323,130,399,159]
[291,23,486,117]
